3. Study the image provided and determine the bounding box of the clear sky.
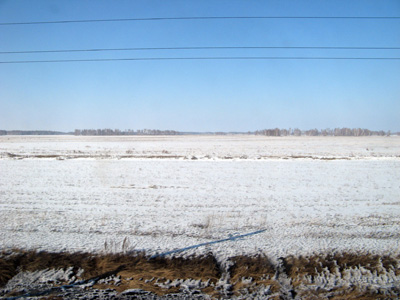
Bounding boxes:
[0,0,399,132]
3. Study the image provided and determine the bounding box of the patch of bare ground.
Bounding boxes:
[95,253,221,296]
[284,252,399,278]
[296,289,399,300]
[1,250,400,299]
[229,255,279,297]
[286,155,350,160]
[283,252,400,299]
[0,250,221,298]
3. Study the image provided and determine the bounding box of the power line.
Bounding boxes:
[1,16,399,26]
[1,46,400,55]
[1,57,400,64]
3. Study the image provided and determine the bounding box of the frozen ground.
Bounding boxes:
[0,135,399,259]
[1,135,399,160]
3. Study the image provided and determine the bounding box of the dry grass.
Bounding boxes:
[297,288,399,300]
[284,252,400,299]
[229,255,280,295]
[0,250,127,286]
[0,254,17,287]
[1,250,399,298]
[100,254,221,295]
[284,252,399,279]
[230,255,275,281]
[0,250,221,296]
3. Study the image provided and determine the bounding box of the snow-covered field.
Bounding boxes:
[1,135,399,259]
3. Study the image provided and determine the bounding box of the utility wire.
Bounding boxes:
[1,57,400,64]
[1,16,400,26]
[1,46,400,55]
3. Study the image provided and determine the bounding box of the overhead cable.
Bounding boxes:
[1,16,400,26]
[1,46,400,55]
[1,56,400,64]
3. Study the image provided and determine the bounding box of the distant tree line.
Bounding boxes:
[0,128,397,136]
[254,128,391,136]
[74,129,180,136]
[0,130,68,135]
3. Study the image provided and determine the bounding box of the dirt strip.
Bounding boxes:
[1,250,399,299]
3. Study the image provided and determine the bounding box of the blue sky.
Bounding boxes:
[0,0,399,132]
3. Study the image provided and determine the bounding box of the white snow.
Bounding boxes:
[0,135,399,259]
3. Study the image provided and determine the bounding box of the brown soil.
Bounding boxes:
[1,250,399,299]
[283,252,400,299]
[229,255,279,295]
[283,252,399,280]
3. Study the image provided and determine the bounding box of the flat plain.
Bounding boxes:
[1,135,399,256]
[1,135,399,298]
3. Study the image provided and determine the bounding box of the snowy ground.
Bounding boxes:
[0,135,399,259]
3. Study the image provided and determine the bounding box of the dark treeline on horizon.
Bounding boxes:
[0,130,69,135]
[0,128,397,136]
[73,127,394,136]
[74,129,181,136]
[254,128,391,136]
